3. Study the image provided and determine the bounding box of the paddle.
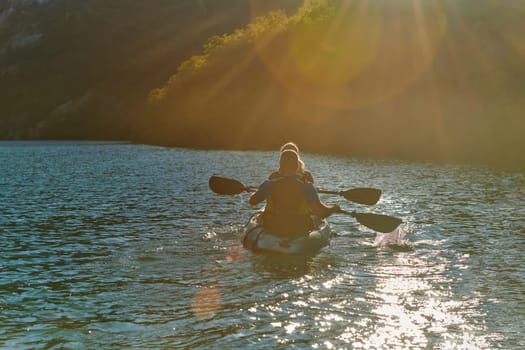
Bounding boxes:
[208,175,255,195]
[209,175,403,233]
[318,188,381,206]
[209,175,381,205]
[337,209,403,233]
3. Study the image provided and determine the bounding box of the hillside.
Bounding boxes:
[1,0,524,170]
[0,0,302,139]
[136,0,525,170]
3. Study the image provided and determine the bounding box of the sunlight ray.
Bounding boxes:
[446,2,503,92]
[412,0,447,159]
[251,1,447,111]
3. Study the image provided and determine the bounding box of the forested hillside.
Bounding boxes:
[0,0,301,139]
[1,0,524,170]
[137,0,525,170]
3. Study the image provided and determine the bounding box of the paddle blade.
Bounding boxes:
[352,212,403,233]
[341,188,382,205]
[209,176,247,195]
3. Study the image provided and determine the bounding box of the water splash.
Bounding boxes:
[373,226,412,249]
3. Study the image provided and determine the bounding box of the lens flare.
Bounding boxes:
[192,285,221,319]
[224,241,246,263]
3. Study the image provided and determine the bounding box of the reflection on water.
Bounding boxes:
[0,142,524,349]
[361,254,488,349]
[192,285,222,319]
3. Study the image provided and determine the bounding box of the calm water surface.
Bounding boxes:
[1,141,524,349]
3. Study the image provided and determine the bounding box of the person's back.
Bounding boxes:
[263,175,313,238]
[250,149,340,238]
[251,150,314,238]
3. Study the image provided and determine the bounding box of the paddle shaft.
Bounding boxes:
[318,190,341,195]
[209,176,381,205]
[245,186,365,197]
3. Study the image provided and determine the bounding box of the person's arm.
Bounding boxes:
[249,192,263,205]
[303,170,314,183]
[309,200,340,219]
[249,181,272,205]
[304,182,339,218]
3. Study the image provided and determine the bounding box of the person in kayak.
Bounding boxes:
[250,149,339,238]
[269,142,314,183]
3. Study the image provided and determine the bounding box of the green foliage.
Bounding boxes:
[152,9,292,103]
[246,10,289,39]
[178,55,209,73]
[139,0,525,170]
[2,0,524,170]
[292,0,336,25]
[152,1,341,103]
[148,88,166,103]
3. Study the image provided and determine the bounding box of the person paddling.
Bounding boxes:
[269,142,314,183]
[250,150,339,238]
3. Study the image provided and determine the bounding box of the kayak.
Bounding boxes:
[242,212,332,255]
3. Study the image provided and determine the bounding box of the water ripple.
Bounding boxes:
[0,142,523,349]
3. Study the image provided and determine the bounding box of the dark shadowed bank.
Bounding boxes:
[0,0,302,140]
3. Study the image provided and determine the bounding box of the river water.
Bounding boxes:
[0,141,523,349]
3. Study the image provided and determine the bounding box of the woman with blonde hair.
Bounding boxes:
[269,142,314,183]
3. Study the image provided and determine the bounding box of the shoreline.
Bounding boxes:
[2,139,523,173]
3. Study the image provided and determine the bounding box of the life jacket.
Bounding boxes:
[263,176,313,238]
